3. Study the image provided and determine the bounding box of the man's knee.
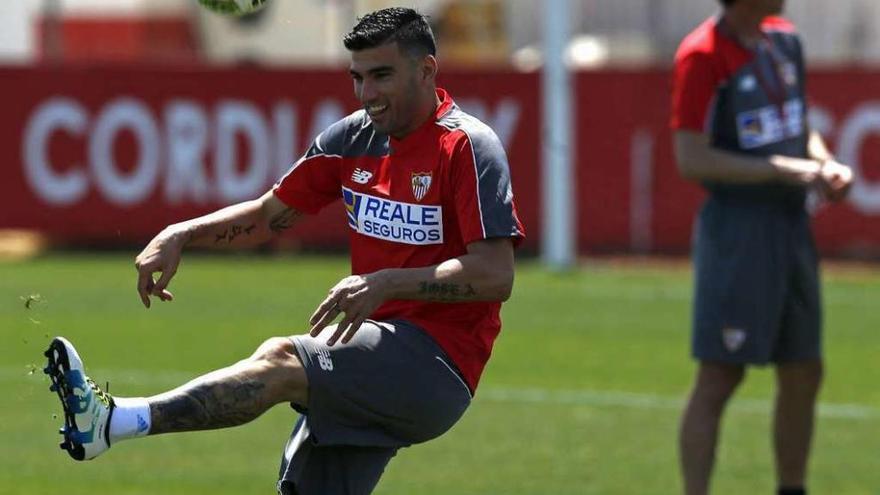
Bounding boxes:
[250,337,299,365]
[776,360,823,396]
[247,337,308,404]
[693,362,746,406]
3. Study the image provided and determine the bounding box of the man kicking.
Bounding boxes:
[44,7,524,494]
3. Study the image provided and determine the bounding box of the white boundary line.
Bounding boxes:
[480,386,879,421]
[6,367,877,421]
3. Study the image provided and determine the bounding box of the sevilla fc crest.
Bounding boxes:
[411,172,432,201]
[722,327,747,352]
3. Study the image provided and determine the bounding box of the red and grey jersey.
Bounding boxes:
[273,88,525,394]
[671,16,809,204]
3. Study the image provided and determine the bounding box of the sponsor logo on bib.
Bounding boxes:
[736,98,803,149]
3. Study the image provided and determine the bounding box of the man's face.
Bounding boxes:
[739,0,785,15]
[763,0,784,14]
[349,42,429,138]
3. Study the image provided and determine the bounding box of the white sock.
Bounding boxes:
[109,397,151,443]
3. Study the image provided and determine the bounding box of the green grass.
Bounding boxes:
[1,254,877,494]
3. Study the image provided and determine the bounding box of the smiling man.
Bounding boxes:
[43,7,524,495]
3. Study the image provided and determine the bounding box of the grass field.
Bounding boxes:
[1,253,878,494]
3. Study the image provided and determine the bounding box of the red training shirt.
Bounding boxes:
[273,88,525,394]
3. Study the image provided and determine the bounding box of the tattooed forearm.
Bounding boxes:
[269,208,300,233]
[148,377,267,435]
[213,224,257,244]
[418,282,478,302]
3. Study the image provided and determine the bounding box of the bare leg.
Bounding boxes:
[679,362,745,495]
[148,337,308,435]
[773,360,823,489]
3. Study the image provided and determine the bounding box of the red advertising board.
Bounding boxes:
[3,66,316,241]
[0,65,876,255]
[575,69,878,256]
[0,66,539,249]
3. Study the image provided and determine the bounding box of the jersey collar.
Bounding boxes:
[389,88,455,153]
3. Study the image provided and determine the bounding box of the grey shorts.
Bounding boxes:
[691,198,822,364]
[276,319,472,495]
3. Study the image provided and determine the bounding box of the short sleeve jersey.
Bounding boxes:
[670,16,809,204]
[273,89,525,393]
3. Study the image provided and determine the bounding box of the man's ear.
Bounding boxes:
[422,55,438,82]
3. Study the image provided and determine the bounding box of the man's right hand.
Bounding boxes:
[818,160,853,202]
[135,228,187,308]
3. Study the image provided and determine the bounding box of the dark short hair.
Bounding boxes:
[343,7,436,57]
[719,0,736,5]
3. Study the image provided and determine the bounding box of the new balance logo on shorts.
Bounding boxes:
[316,349,334,371]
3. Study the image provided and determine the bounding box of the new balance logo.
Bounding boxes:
[136,415,149,434]
[351,168,373,184]
[316,349,334,371]
[738,75,757,92]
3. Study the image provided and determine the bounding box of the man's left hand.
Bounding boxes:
[309,272,389,346]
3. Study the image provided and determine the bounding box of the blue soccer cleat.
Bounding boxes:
[44,337,115,461]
